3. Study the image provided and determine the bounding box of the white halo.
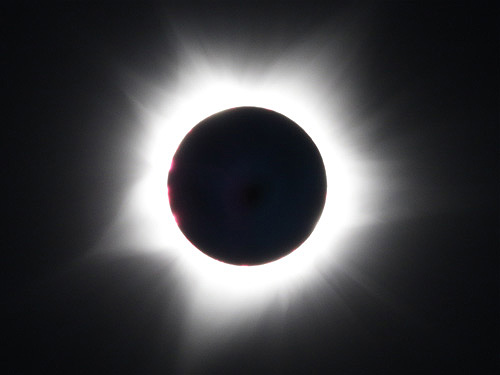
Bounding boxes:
[91,19,386,367]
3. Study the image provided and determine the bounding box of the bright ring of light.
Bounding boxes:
[97,45,374,333]
[127,74,357,303]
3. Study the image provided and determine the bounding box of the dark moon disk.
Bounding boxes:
[167,107,327,266]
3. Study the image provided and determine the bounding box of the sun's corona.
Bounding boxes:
[98,37,378,336]
[125,70,360,310]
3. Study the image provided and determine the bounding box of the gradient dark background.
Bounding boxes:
[5,1,498,373]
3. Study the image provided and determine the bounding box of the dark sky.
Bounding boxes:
[5,2,498,374]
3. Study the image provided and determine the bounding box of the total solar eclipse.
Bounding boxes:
[167,107,327,266]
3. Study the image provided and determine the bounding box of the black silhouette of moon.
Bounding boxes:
[167,107,327,265]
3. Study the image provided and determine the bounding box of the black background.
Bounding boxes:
[5,1,498,374]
